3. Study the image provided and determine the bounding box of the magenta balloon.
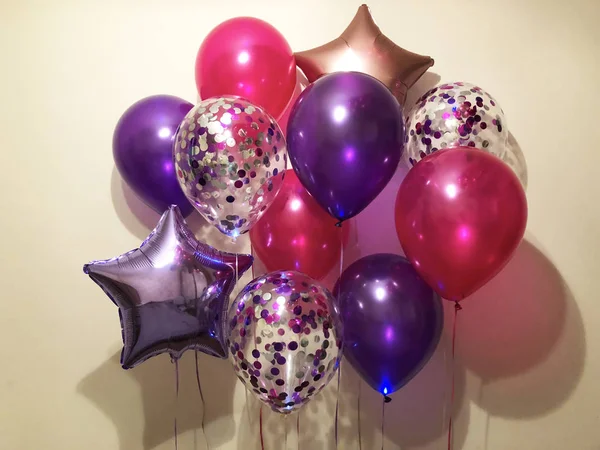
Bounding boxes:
[286,72,405,222]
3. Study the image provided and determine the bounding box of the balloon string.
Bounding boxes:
[381,396,385,450]
[447,301,462,450]
[357,380,362,450]
[296,412,300,450]
[284,416,288,449]
[334,222,344,449]
[245,390,253,428]
[250,241,255,280]
[194,352,210,450]
[259,404,265,450]
[173,358,179,450]
[334,360,341,448]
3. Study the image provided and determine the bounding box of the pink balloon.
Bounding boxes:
[195,17,296,119]
[395,147,527,302]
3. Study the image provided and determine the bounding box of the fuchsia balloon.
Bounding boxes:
[195,17,296,119]
[395,147,527,302]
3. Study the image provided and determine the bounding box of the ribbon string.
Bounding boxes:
[447,301,462,450]
[173,358,180,450]
[194,352,210,450]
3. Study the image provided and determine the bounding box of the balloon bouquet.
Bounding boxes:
[83,2,529,446]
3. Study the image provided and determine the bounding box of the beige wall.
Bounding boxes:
[1,0,598,449]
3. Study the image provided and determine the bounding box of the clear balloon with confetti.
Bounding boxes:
[227,271,342,414]
[404,81,509,167]
[174,97,287,238]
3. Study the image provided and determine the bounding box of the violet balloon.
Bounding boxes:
[287,72,405,222]
[83,205,252,369]
[333,254,443,395]
[113,95,194,216]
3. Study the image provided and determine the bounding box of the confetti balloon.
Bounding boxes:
[404,82,509,167]
[227,271,342,414]
[174,97,287,238]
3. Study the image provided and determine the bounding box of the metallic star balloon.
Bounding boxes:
[83,205,253,369]
[294,4,434,105]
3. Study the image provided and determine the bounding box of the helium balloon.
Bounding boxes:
[83,205,253,369]
[113,95,194,216]
[333,254,443,395]
[250,170,347,280]
[295,4,434,105]
[287,71,405,223]
[174,97,287,238]
[195,17,296,119]
[227,271,342,414]
[404,82,509,168]
[395,147,527,301]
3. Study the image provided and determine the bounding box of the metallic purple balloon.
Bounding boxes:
[83,205,252,369]
[333,254,443,395]
[113,95,194,216]
[286,72,405,222]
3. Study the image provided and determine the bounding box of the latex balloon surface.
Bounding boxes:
[227,271,342,413]
[113,95,194,216]
[333,254,443,395]
[250,170,346,280]
[395,147,527,301]
[195,17,296,119]
[287,71,404,222]
[174,97,287,238]
[404,82,508,168]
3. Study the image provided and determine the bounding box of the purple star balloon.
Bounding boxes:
[83,205,253,369]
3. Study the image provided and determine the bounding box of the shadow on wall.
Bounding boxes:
[78,351,237,450]
[458,239,585,420]
[110,166,248,255]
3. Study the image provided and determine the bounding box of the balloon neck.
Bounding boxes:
[335,221,343,228]
[384,395,392,403]
[454,301,463,312]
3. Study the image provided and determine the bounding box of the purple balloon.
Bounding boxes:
[287,72,405,222]
[83,205,253,369]
[113,95,194,216]
[333,254,443,395]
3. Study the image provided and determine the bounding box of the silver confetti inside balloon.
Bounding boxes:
[404,82,509,167]
[174,97,287,238]
[227,271,342,414]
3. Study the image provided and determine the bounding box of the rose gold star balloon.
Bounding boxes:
[294,4,434,105]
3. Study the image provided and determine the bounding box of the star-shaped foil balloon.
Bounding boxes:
[83,205,253,369]
[294,4,434,104]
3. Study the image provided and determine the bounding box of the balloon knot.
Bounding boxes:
[335,221,343,228]
[384,395,392,403]
[454,301,463,312]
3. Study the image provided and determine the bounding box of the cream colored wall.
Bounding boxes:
[1,0,599,449]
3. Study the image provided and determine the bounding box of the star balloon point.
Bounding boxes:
[83,205,253,369]
[294,4,434,104]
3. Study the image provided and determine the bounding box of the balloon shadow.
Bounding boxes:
[110,166,248,256]
[457,239,585,419]
[77,351,237,450]
[505,132,528,190]
[346,329,468,450]
[404,71,442,111]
